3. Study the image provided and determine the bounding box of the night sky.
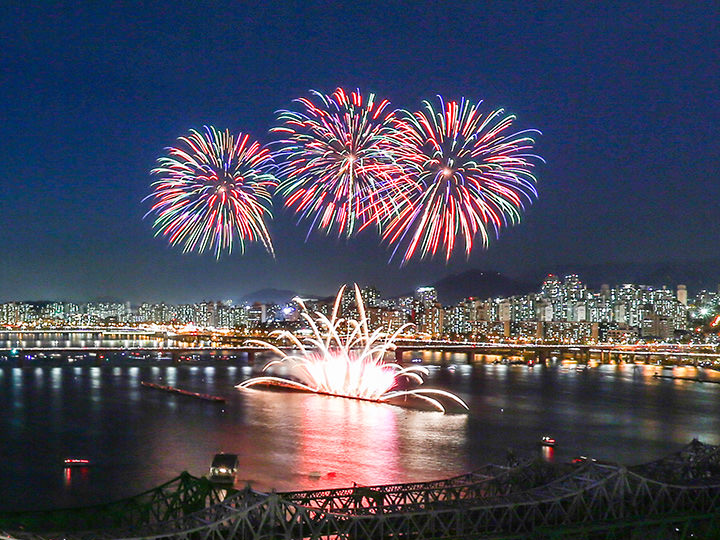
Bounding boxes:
[2,2,718,303]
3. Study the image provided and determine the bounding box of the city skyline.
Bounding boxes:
[4,273,717,344]
[2,3,719,303]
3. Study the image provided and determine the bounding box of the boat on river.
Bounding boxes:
[208,453,238,483]
[63,458,91,468]
[540,436,556,447]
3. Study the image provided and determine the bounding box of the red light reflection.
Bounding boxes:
[63,465,90,487]
[296,395,399,488]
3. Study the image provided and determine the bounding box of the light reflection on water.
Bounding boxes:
[2,357,720,511]
[164,366,177,386]
[50,367,62,391]
[239,390,465,491]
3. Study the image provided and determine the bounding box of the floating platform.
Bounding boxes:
[652,373,720,384]
[141,381,226,403]
[63,458,91,468]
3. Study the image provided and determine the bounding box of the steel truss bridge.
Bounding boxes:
[4,328,720,368]
[3,440,720,539]
[391,338,720,361]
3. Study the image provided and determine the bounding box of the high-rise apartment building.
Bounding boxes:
[415,286,438,306]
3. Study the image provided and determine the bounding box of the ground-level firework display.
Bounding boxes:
[237,284,468,412]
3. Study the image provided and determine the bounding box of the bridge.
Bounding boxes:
[2,440,720,539]
[3,328,720,367]
[392,340,720,366]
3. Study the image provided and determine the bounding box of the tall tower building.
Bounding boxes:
[340,287,357,317]
[415,287,438,306]
[541,275,561,299]
[677,284,687,306]
[417,303,444,336]
[360,286,381,308]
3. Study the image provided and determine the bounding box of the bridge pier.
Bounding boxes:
[247,350,255,365]
[395,348,404,363]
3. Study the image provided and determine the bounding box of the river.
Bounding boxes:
[2,353,720,511]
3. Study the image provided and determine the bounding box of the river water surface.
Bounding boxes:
[2,354,720,511]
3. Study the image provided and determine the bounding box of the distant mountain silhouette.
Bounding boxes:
[240,260,720,307]
[240,288,298,305]
[430,270,536,304]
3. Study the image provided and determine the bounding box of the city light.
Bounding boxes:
[0,275,709,346]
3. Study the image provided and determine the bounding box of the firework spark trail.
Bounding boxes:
[144,126,277,259]
[272,88,416,238]
[382,96,542,265]
[237,285,468,412]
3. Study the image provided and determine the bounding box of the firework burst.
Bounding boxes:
[237,285,468,413]
[272,88,413,238]
[144,126,277,258]
[383,97,542,264]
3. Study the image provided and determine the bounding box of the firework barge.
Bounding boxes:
[141,381,225,403]
[237,377,385,403]
[236,285,469,413]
